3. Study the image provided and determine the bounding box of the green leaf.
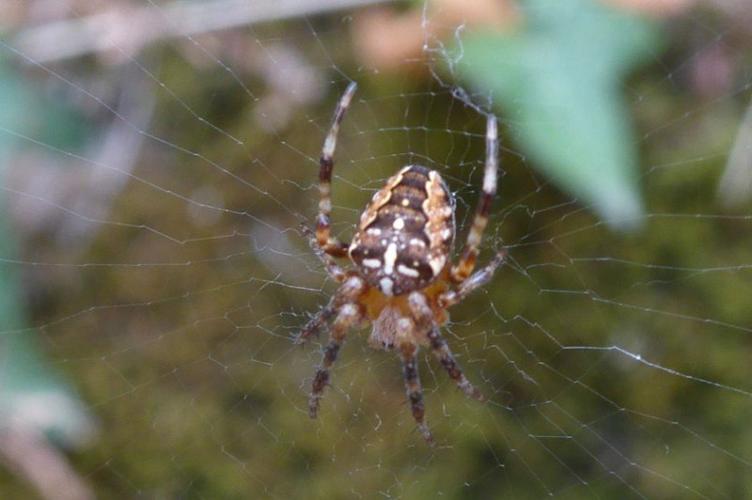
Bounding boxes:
[454,0,661,229]
[0,59,95,448]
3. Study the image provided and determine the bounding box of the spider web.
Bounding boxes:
[1,1,752,497]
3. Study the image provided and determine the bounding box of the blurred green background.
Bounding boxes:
[1,0,752,498]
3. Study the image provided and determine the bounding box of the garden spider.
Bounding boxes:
[298,82,506,444]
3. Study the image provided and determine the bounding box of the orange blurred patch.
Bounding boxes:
[352,0,520,74]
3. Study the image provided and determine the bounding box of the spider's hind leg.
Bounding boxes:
[396,318,434,444]
[426,326,484,401]
[308,302,363,418]
[408,292,485,401]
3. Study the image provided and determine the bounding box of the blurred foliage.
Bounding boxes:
[456,0,660,229]
[0,58,94,450]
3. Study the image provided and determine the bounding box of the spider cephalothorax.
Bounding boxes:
[298,82,505,444]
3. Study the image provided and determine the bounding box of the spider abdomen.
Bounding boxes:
[348,165,455,296]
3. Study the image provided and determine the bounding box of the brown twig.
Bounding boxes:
[13,0,393,63]
[0,428,95,500]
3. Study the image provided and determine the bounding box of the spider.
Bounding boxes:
[298,81,506,444]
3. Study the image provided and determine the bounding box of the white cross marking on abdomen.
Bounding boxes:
[383,242,397,275]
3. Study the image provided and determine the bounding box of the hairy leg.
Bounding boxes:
[309,303,362,418]
[296,275,365,345]
[296,296,338,345]
[316,82,358,257]
[451,115,499,283]
[396,317,433,444]
[426,326,484,401]
[400,343,433,444]
[301,223,346,282]
[441,249,506,308]
[408,292,484,401]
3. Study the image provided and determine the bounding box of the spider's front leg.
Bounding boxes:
[300,223,346,283]
[440,249,507,309]
[315,82,357,258]
[451,115,499,283]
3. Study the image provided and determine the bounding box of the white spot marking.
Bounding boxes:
[367,228,382,236]
[468,227,483,247]
[441,228,452,240]
[381,239,388,246]
[341,303,359,317]
[408,291,428,311]
[484,116,498,194]
[363,258,381,269]
[379,277,394,296]
[397,264,420,278]
[383,243,397,275]
[483,162,497,194]
[392,218,405,231]
[428,255,445,276]
[323,135,336,158]
[396,317,412,338]
[401,198,410,207]
[344,277,363,290]
[409,238,426,248]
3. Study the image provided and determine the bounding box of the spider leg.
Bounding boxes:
[316,81,358,258]
[408,292,485,401]
[301,223,346,283]
[441,249,506,308]
[309,303,362,418]
[427,326,484,401]
[451,114,499,283]
[296,276,365,345]
[296,296,338,345]
[396,318,433,444]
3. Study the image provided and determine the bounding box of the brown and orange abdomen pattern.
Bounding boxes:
[348,165,454,296]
